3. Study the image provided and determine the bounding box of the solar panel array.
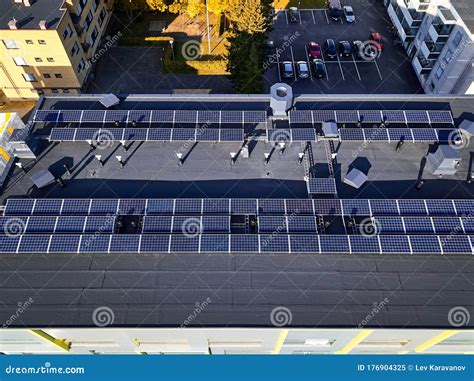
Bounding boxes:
[288,110,454,125]
[307,178,337,194]
[0,234,471,254]
[373,216,474,234]
[0,216,115,234]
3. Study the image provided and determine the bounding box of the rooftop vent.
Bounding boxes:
[8,18,18,30]
[270,83,293,116]
[38,20,47,30]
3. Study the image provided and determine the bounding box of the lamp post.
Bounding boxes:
[205,0,211,54]
[169,40,175,61]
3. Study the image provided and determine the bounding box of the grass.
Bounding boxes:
[273,0,328,9]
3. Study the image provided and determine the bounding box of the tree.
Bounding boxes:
[227,0,269,33]
[116,0,148,22]
[146,0,168,12]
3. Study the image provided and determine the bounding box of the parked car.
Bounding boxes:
[329,6,341,21]
[282,61,294,78]
[296,61,310,78]
[343,5,355,23]
[338,41,352,57]
[307,42,322,59]
[288,7,299,23]
[313,59,326,78]
[324,39,337,59]
[369,32,384,51]
[353,40,377,60]
[352,40,363,59]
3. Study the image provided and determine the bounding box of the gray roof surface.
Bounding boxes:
[0,0,65,30]
[452,0,474,34]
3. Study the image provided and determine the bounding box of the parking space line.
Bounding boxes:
[373,59,383,81]
[285,10,289,25]
[324,10,329,24]
[305,47,314,82]
[299,11,302,25]
[311,9,316,24]
[336,55,345,81]
[351,54,361,81]
[276,48,281,82]
[290,46,297,81]
[321,55,330,81]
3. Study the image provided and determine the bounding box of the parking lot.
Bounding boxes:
[264,1,422,94]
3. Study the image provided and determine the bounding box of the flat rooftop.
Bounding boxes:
[0,0,65,30]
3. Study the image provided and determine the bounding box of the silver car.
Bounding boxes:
[343,5,355,23]
[282,61,294,78]
[296,61,309,79]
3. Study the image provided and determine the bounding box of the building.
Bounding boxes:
[0,0,114,100]
[385,0,474,94]
[0,87,472,354]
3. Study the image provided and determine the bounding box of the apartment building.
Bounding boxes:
[385,0,474,94]
[0,0,114,100]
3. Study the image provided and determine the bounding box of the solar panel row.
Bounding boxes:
[0,216,115,234]
[373,216,474,234]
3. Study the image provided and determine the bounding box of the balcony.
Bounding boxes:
[401,6,424,27]
[413,54,434,75]
[421,40,444,60]
[428,23,453,43]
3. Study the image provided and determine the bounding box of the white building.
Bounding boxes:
[385,0,474,94]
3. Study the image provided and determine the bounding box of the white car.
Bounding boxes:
[343,5,355,23]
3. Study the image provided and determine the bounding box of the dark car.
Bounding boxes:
[338,41,352,57]
[324,39,337,59]
[329,6,341,21]
[352,40,363,59]
[282,61,294,78]
[307,42,322,60]
[313,59,326,78]
[353,40,377,60]
[369,32,384,51]
[288,7,299,23]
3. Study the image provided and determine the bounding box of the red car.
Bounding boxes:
[369,32,384,51]
[307,42,322,59]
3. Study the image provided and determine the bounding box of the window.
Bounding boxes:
[452,31,463,47]
[38,40,46,45]
[88,26,99,47]
[92,0,99,11]
[35,57,43,62]
[78,58,86,72]
[98,8,106,26]
[55,73,63,78]
[71,42,80,56]
[25,40,33,44]
[13,57,28,66]
[63,24,73,39]
[436,67,444,79]
[43,74,51,78]
[82,10,94,31]
[80,0,88,5]
[444,49,453,64]
[47,57,55,62]
[76,3,83,15]
[22,73,37,82]
[2,40,19,49]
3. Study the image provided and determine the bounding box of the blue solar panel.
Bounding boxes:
[231,235,259,252]
[260,235,289,252]
[75,128,99,140]
[336,110,358,123]
[81,110,105,122]
[173,216,200,234]
[151,110,174,123]
[0,217,27,235]
[387,128,413,142]
[221,111,243,124]
[129,110,151,123]
[313,199,341,215]
[409,235,441,254]
[146,199,174,214]
[139,235,170,252]
[170,235,199,252]
[105,110,128,123]
[198,128,219,141]
[201,234,229,252]
[453,200,474,215]
[119,199,146,214]
[55,216,87,233]
[231,199,257,215]
[364,128,388,141]
[123,128,147,141]
[258,199,286,214]
[5,199,35,215]
[290,128,316,141]
[379,235,411,253]
[373,217,404,233]
[172,128,195,141]
[289,235,319,253]
[398,200,427,215]
[437,129,461,144]
[359,110,382,123]
[49,235,81,253]
[203,199,229,214]
[342,200,370,216]
[175,199,201,214]
[109,235,140,252]
[432,217,463,234]
[461,217,474,233]
[405,111,429,124]
[412,129,438,142]
[84,216,115,233]
[382,110,405,123]
[57,110,82,122]
[440,235,472,254]
[35,110,60,122]
[244,111,267,124]
[50,128,76,141]
[350,236,380,253]
[175,110,197,124]
[79,235,110,253]
[61,199,90,215]
[220,128,244,141]
[285,199,313,215]
[202,216,230,233]
[0,236,20,252]
[307,178,337,194]
[289,110,312,124]
[428,111,453,124]
[89,199,118,215]
[403,217,434,233]
[370,199,399,215]
[320,235,350,253]
[198,111,220,124]
[98,128,123,141]
[142,216,172,233]
[33,199,62,215]
[312,110,335,122]
[287,216,317,233]
[425,200,456,215]
[258,216,287,233]
[147,128,172,141]
[339,128,364,141]
[25,216,56,233]
[18,235,50,253]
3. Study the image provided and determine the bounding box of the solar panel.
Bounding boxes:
[453,200,474,215]
[202,199,229,214]
[119,199,146,215]
[34,110,60,122]
[98,128,123,141]
[55,216,87,233]
[428,110,453,124]
[312,110,335,122]
[267,129,291,143]
[425,200,456,215]
[290,128,316,141]
[244,111,267,124]
[403,217,434,233]
[289,110,312,124]
[358,110,382,123]
[175,199,202,214]
[221,111,243,124]
[220,128,244,141]
[18,235,50,253]
[405,110,429,124]
[123,128,147,141]
[350,236,380,253]
[57,110,82,123]
[412,128,438,142]
[341,200,371,216]
[200,234,229,252]
[57,199,88,215]
[319,235,350,253]
[198,111,220,124]
[260,235,289,252]
[202,216,230,233]
[4,199,35,215]
[313,199,341,215]
[33,199,62,215]
[339,128,364,141]
[0,236,20,253]
[364,128,388,141]
[197,128,219,141]
[289,235,319,253]
[146,199,174,215]
[109,235,140,252]
[147,128,172,141]
[172,216,199,234]
[175,110,197,124]
[128,110,151,123]
[151,110,174,123]
[461,217,474,233]
[172,128,195,141]
[258,199,286,214]
[382,110,405,123]
[258,216,287,233]
[84,216,115,233]
[409,235,441,254]
[49,235,81,253]
[0,216,27,235]
[231,199,257,215]
[170,235,199,252]
[89,199,118,215]
[432,217,462,234]
[307,178,337,194]
[437,129,460,144]
[142,216,172,233]
[285,199,313,215]
[398,200,427,215]
[379,235,411,253]
[370,200,398,215]
[82,110,105,123]
[287,216,317,233]
[440,235,472,254]
[387,128,413,142]
[50,128,76,141]
[336,110,358,123]
[105,110,128,123]
[231,234,259,252]
[139,235,170,252]
[79,235,111,253]
[25,216,56,233]
[75,128,99,140]
[373,217,404,233]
